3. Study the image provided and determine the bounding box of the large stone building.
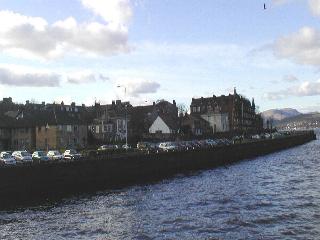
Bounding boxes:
[190,89,263,135]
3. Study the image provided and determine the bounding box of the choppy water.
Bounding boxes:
[1,138,320,239]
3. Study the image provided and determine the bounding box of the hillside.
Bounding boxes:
[261,108,301,122]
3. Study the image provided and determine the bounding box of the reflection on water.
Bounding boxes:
[1,139,320,239]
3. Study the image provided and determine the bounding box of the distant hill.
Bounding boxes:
[274,112,320,130]
[261,108,301,122]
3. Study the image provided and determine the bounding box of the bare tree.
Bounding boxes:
[177,103,188,116]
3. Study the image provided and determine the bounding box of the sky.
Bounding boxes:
[0,0,320,112]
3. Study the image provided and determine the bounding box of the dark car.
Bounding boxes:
[32,151,50,163]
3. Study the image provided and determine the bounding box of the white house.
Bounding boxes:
[149,116,174,134]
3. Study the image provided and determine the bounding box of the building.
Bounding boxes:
[190,97,230,133]
[190,89,263,134]
[180,114,212,137]
[35,113,89,150]
[149,115,177,134]
[130,100,178,142]
[0,98,90,151]
[89,100,132,143]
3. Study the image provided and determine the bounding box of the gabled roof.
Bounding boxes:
[150,113,178,131]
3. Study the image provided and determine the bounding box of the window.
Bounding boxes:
[96,126,100,133]
[117,119,125,131]
[197,106,201,112]
[74,125,78,132]
[67,125,72,132]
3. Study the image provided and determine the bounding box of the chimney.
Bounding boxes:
[112,100,115,106]
[71,102,75,107]
[173,100,176,106]
[153,101,155,106]
[42,101,45,106]
[116,100,121,105]
[26,100,30,105]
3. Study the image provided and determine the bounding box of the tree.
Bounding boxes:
[177,103,188,116]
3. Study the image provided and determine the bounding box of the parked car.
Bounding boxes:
[251,134,260,140]
[158,142,177,152]
[0,152,16,165]
[122,144,131,150]
[47,150,64,160]
[136,142,151,151]
[32,151,50,162]
[12,151,33,164]
[63,149,82,160]
[98,145,119,151]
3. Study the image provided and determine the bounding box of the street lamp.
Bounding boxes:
[117,85,128,148]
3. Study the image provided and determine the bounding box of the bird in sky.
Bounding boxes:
[264,3,267,10]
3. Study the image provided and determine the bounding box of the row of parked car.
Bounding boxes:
[135,132,288,152]
[0,149,82,166]
[251,132,284,140]
[136,138,233,152]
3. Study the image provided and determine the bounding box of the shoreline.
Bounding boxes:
[0,131,316,210]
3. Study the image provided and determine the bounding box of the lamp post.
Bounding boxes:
[117,85,128,148]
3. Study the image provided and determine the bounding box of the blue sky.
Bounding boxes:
[0,0,320,112]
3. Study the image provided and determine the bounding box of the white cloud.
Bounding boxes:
[0,65,61,87]
[283,74,299,82]
[67,70,109,84]
[273,26,320,67]
[297,105,320,113]
[0,7,131,59]
[116,78,161,97]
[80,0,132,30]
[265,79,320,100]
[309,0,320,16]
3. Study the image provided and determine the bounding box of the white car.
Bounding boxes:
[251,134,260,140]
[63,149,82,160]
[12,151,33,164]
[0,152,16,165]
[47,150,64,160]
[158,142,177,152]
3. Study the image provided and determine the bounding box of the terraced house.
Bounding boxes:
[89,100,132,144]
[0,98,91,151]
